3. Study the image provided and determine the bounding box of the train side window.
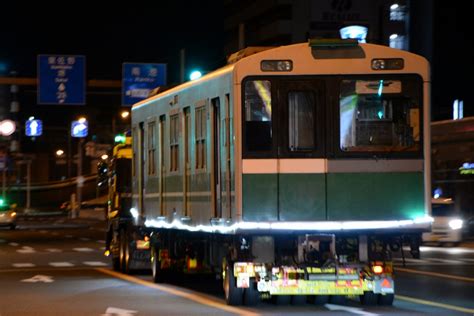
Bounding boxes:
[147,121,156,175]
[195,106,207,169]
[244,80,272,152]
[288,91,315,151]
[170,114,180,172]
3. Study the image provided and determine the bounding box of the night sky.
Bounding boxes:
[0,2,472,121]
[0,3,225,84]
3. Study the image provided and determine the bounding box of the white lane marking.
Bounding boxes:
[325,303,379,316]
[102,307,137,316]
[17,246,35,254]
[13,263,36,268]
[9,242,19,247]
[96,240,105,244]
[49,262,74,267]
[21,275,54,283]
[73,247,94,252]
[83,261,108,267]
[393,258,430,263]
[425,257,463,264]
[46,248,62,253]
[79,237,90,241]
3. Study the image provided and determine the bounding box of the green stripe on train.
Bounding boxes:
[327,172,424,221]
[243,172,424,222]
[242,174,326,221]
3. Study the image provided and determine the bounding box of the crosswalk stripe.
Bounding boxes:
[13,263,36,268]
[46,248,62,253]
[49,262,74,267]
[73,247,94,252]
[83,261,108,267]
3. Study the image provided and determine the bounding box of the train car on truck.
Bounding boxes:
[114,39,433,306]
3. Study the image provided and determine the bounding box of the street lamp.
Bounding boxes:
[120,110,130,119]
[56,149,65,157]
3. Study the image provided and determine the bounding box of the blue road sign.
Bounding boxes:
[71,120,88,137]
[38,55,86,105]
[25,119,43,136]
[122,63,166,106]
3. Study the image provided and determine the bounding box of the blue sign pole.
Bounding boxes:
[122,63,167,106]
[38,55,86,105]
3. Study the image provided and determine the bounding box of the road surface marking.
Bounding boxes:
[96,240,105,244]
[393,258,430,263]
[79,237,90,241]
[83,261,108,267]
[17,246,35,254]
[13,263,36,268]
[325,303,378,315]
[9,242,19,246]
[102,307,137,316]
[73,247,94,252]
[396,294,474,314]
[396,267,474,282]
[49,262,75,267]
[96,268,260,316]
[425,257,463,264]
[21,275,54,283]
[46,248,62,253]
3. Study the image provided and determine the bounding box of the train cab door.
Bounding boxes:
[277,80,326,221]
[183,107,191,216]
[211,98,223,218]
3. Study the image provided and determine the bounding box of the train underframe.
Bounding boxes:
[106,221,422,306]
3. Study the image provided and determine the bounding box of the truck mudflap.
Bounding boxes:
[233,262,394,295]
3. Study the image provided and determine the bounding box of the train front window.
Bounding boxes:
[244,80,272,152]
[288,91,315,151]
[339,78,421,153]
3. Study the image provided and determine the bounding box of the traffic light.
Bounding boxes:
[115,134,126,143]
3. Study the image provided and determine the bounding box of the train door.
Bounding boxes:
[277,80,326,221]
[159,115,165,216]
[183,107,191,216]
[138,122,145,214]
[211,98,223,218]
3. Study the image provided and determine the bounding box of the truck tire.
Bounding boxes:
[311,295,329,305]
[119,231,130,274]
[272,295,291,305]
[224,264,243,306]
[243,278,259,306]
[378,293,394,306]
[360,292,378,305]
[151,247,165,283]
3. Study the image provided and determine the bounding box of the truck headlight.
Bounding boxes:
[448,219,463,230]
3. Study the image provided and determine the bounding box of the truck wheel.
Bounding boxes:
[243,278,259,306]
[311,295,329,305]
[329,295,346,305]
[223,264,243,306]
[360,292,378,305]
[378,293,394,306]
[119,231,130,274]
[272,295,291,305]
[151,247,165,283]
[291,295,307,305]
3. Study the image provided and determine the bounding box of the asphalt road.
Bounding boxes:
[0,213,473,316]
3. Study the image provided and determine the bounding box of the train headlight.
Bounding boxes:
[261,60,293,72]
[448,219,463,230]
[371,58,404,70]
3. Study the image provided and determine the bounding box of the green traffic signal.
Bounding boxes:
[115,134,126,143]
